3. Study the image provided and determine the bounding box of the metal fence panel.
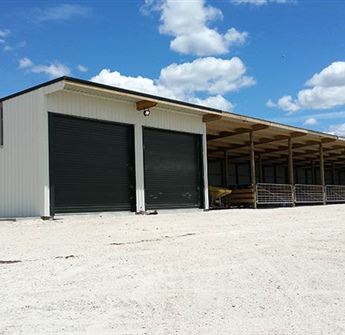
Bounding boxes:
[294,184,323,203]
[256,183,293,205]
[326,185,345,202]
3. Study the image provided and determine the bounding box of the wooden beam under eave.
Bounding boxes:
[251,124,270,131]
[321,137,337,144]
[210,134,289,151]
[290,131,308,138]
[203,114,222,123]
[136,100,157,111]
[257,134,288,145]
[207,127,255,142]
[292,140,320,150]
[259,145,289,156]
[291,146,344,159]
[325,151,345,160]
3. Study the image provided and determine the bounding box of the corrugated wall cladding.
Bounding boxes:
[0,91,48,217]
[46,91,205,135]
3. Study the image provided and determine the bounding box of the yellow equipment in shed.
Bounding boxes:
[208,186,232,209]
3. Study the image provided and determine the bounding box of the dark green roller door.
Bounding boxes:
[143,128,203,209]
[49,113,135,214]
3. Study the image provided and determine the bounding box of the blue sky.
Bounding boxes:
[1,0,345,136]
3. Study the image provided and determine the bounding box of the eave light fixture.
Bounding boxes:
[136,100,157,117]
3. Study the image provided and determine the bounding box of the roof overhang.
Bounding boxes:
[2,76,345,166]
[59,77,224,119]
[207,112,345,167]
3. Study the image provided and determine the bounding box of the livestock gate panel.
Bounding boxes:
[256,183,293,205]
[294,184,324,204]
[326,185,345,203]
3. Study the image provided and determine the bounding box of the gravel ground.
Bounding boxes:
[1,205,345,335]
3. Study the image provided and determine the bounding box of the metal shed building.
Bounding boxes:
[0,77,215,217]
[1,76,345,218]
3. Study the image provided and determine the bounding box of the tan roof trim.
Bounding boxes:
[136,100,157,111]
[202,114,223,123]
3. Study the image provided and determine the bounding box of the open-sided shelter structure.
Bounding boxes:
[207,114,345,207]
[1,77,345,218]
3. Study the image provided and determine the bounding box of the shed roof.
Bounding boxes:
[206,115,345,168]
[2,76,345,167]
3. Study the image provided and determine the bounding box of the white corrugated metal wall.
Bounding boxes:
[0,90,45,217]
[46,91,205,134]
[0,82,65,217]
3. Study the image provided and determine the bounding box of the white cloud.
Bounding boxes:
[0,29,10,50]
[18,57,72,78]
[3,45,12,52]
[159,57,254,95]
[268,61,345,113]
[0,29,10,38]
[2,40,26,52]
[328,123,345,137]
[31,4,91,23]
[267,95,299,113]
[224,28,248,45]
[296,86,345,110]
[19,57,33,68]
[31,62,71,78]
[143,0,248,56]
[94,1,254,111]
[266,99,276,108]
[232,0,267,4]
[231,0,292,5]
[272,110,345,125]
[17,41,27,48]
[303,117,318,126]
[158,0,222,34]
[91,57,254,111]
[306,61,345,87]
[188,95,234,111]
[4,43,26,52]
[77,65,88,72]
[91,69,171,97]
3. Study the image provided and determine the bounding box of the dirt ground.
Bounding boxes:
[1,205,344,335]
